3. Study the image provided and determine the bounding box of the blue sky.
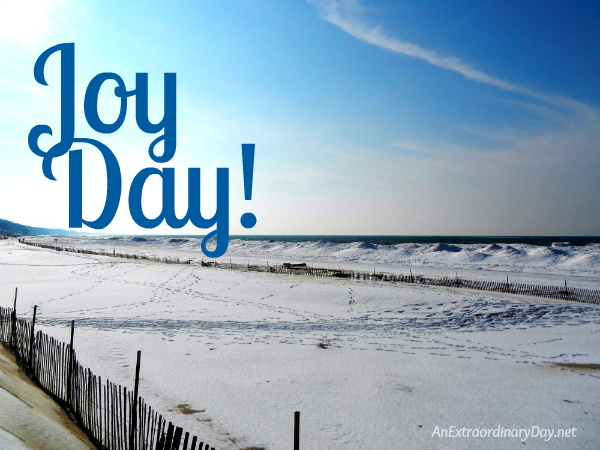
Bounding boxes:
[1,0,599,235]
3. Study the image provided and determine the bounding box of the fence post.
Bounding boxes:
[11,287,18,350]
[294,411,300,450]
[67,320,75,406]
[129,350,141,450]
[28,305,37,369]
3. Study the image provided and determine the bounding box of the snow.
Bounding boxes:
[1,238,599,449]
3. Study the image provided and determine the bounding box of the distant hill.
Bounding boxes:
[0,218,80,236]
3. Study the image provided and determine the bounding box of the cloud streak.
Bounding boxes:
[310,0,593,113]
[305,1,600,234]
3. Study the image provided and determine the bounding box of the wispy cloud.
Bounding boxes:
[309,0,600,147]
[310,0,593,114]
[304,1,600,234]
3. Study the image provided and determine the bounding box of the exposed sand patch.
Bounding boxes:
[555,363,600,370]
[173,403,205,415]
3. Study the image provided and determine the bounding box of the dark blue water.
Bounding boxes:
[229,236,600,246]
[137,235,600,247]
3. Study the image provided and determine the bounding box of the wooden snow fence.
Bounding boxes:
[0,306,217,450]
[18,239,600,305]
[412,276,600,304]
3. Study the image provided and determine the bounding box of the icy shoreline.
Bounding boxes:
[26,235,600,279]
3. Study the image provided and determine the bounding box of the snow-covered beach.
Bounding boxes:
[1,237,599,449]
